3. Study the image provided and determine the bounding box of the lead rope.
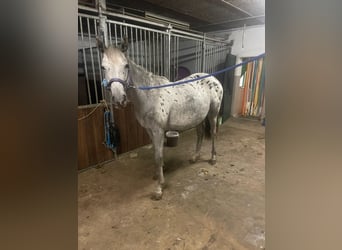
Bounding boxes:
[103,108,119,157]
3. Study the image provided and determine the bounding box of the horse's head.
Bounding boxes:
[100,38,130,107]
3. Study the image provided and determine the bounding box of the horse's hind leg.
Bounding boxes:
[208,112,219,165]
[190,123,204,163]
[150,128,165,200]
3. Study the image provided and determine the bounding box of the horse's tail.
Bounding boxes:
[204,117,211,139]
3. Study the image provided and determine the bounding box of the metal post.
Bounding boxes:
[201,34,206,72]
[98,0,108,47]
[167,24,172,79]
[79,16,92,104]
[97,0,116,157]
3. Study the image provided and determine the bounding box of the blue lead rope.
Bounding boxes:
[102,52,265,91]
[138,53,265,90]
[104,110,118,150]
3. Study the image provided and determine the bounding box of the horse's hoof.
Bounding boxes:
[190,156,199,164]
[151,191,163,200]
[189,159,196,164]
[209,159,216,165]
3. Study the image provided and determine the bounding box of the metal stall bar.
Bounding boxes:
[202,35,206,72]
[217,46,220,70]
[148,30,150,71]
[166,25,171,80]
[79,16,92,104]
[166,32,169,78]
[211,45,215,73]
[134,28,138,63]
[148,30,151,72]
[94,18,104,100]
[152,32,156,74]
[175,36,179,81]
[144,30,147,69]
[214,45,218,72]
[108,22,112,44]
[199,41,203,72]
[214,45,217,72]
[130,27,134,62]
[114,23,117,46]
[86,17,98,104]
[156,33,160,75]
[207,46,211,73]
[160,34,164,76]
[139,29,143,67]
[209,46,213,73]
[196,41,201,72]
[195,40,198,72]
[119,25,123,44]
[213,45,216,73]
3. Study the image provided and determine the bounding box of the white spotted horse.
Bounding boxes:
[99,39,223,200]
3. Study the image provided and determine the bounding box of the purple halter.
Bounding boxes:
[101,69,134,90]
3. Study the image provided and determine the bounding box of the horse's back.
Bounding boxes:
[184,73,223,104]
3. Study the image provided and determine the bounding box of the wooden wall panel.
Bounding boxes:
[112,103,151,154]
[78,103,151,170]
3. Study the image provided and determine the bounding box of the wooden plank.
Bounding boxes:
[113,105,128,154]
[78,109,89,169]
[78,106,114,170]
[137,120,144,146]
[125,104,136,151]
[92,105,106,164]
[78,102,152,170]
[126,105,135,150]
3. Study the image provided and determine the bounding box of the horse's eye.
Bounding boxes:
[124,64,129,69]
[101,66,106,71]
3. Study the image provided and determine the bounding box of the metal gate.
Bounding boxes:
[78,5,232,106]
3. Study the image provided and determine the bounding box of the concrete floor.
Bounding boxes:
[78,117,265,250]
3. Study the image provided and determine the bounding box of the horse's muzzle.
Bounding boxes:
[114,95,127,108]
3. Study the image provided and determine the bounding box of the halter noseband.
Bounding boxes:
[101,69,135,90]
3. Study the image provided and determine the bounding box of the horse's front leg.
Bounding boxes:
[150,129,165,200]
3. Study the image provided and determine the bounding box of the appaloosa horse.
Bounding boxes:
[100,40,223,200]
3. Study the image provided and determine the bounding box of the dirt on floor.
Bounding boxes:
[78,117,265,250]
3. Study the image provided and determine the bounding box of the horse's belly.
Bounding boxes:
[167,103,209,131]
[157,81,217,131]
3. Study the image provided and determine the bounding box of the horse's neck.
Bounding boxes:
[126,60,169,126]
[128,59,168,87]
[128,60,168,101]
[127,60,157,116]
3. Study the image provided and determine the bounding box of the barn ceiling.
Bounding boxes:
[104,0,265,32]
[79,0,264,32]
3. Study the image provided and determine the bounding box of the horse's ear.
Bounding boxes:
[96,36,106,53]
[121,36,129,52]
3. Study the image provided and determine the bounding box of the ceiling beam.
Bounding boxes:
[220,0,253,17]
